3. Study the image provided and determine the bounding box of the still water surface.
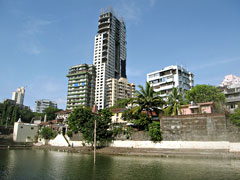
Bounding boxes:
[0,149,240,180]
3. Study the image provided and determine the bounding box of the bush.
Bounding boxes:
[230,104,240,126]
[67,130,73,137]
[40,127,57,139]
[148,122,162,143]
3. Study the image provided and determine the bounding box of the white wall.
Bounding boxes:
[13,122,38,142]
[45,138,240,152]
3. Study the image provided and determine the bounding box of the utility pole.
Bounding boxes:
[92,104,98,165]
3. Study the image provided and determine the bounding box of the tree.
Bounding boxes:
[20,108,34,123]
[11,106,20,124]
[40,127,57,139]
[122,109,150,131]
[43,107,59,121]
[230,104,240,126]
[185,85,225,103]
[67,106,113,146]
[0,101,35,125]
[164,87,185,116]
[132,82,165,120]
[111,98,132,109]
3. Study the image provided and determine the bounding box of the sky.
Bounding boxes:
[0,0,240,110]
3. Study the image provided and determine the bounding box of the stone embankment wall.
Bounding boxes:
[160,114,240,142]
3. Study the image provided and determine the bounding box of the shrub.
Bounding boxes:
[148,122,162,143]
[40,127,57,140]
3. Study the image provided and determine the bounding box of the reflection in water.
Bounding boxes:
[0,150,240,180]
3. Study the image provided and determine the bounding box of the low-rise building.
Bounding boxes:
[66,64,96,110]
[110,108,127,124]
[147,65,194,99]
[56,110,72,123]
[106,77,135,107]
[180,102,215,115]
[13,121,38,142]
[34,99,57,113]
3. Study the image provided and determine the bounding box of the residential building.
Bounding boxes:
[66,64,96,110]
[12,86,25,105]
[35,99,57,113]
[110,108,127,124]
[13,121,38,142]
[180,102,215,115]
[147,65,194,99]
[106,77,135,107]
[93,8,127,109]
[56,110,72,123]
[220,74,240,112]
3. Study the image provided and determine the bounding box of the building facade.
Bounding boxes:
[13,121,38,142]
[66,64,96,110]
[220,74,240,112]
[106,77,135,107]
[147,65,194,99]
[93,9,127,109]
[35,99,57,113]
[12,87,25,105]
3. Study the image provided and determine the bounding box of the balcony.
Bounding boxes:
[226,96,240,103]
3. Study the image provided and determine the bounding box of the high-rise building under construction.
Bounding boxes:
[93,9,127,109]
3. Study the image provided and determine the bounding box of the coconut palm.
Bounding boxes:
[132,82,165,120]
[164,87,184,116]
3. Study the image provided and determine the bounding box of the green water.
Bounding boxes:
[0,149,240,180]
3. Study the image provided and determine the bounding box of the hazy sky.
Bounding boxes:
[0,0,240,110]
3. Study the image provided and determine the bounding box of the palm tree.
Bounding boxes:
[132,82,165,120]
[164,87,184,116]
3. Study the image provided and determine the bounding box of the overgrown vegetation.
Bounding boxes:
[185,85,225,104]
[148,122,162,142]
[39,127,57,139]
[67,106,113,146]
[0,101,34,126]
[230,104,240,126]
[164,87,185,116]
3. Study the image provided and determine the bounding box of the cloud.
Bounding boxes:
[149,0,157,7]
[115,0,142,23]
[190,57,240,71]
[25,76,67,109]
[19,18,53,55]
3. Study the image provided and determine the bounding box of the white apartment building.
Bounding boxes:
[93,9,127,109]
[219,74,240,112]
[106,77,135,107]
[12,86,25,105]
[147,65,194,99]
[35,99,57,113]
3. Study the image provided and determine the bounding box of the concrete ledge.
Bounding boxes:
[45,136,240,153]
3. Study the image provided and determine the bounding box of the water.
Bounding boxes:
[0,149,240,180]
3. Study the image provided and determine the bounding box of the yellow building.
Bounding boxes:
[110,108,127,124]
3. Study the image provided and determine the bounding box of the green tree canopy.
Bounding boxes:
[165,87,185,116]
[230,103,240,126]
[0,101,34,125]
[122,109,150,131]
[67,107,113,146]
[43,107,60,121]
[185,84,225,103]
[111,98,132,109]
[40,127,57,139]
[132,82,165,119]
